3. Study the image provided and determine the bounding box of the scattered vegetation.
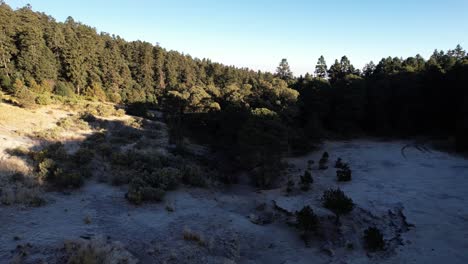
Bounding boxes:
[319,152,329,170]
[296,205,319,245]
[300,170,313,191]
[335,158,352,182]
[322,188,355,224]
[63,237,137,264]
[7,143,89,189]
[363,227,385,251]
[335,158,344,168]
[286,177,295,194]
[337,167,352,182]
[183,227,207,247]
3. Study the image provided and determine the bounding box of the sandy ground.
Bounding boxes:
[1,138,467,263]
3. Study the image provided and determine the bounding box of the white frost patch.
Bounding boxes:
[1,140,467,263]
[287,140,468,264]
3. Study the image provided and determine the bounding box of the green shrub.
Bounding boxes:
[318,152,329,170]
[148,167,181,190]
[335,158,345,168]
[126,177,165,204]
[57,116,89,131]
[296,205,318,232]
[363,227,385,251]
[110,152,133,167]
[183,227,207,247]
[0,73,12,91]
[52,169,83,188]
[30,143,67,163]
[27,143,87,188]
[322,188,354,224]
[110,169,131,186]
[115,108,126,117]
[337,167,352,182]
[35,93,53,105]
[15,87,37,109]
[110,126,142,143]
[181,164,206,187]
[286,178,294,194]
[96,142,113,157]
[140,187,165,202]
[83,132,107,147]
[73,148,95,165]
[38,158,56,181]
[300,170,313,191]
[6,146,30,156]
[54,81,75,97]
[126,191,142,204]
[296,205,319,246]
[80,112,98,123]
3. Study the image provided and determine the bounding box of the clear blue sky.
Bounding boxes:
[6,0,468,75]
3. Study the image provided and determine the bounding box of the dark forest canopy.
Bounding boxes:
[1,2,468,181]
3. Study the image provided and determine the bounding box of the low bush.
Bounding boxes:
[63,236,137,264]
[110,169,132,186]
[37,158,56,181]
[148,167,181,191]
[286,178,294,194]
[82,132,107,147]
[296,205,318,232]
[73,147,95,165]
[50,168,84,188]
[54,81,75,97]
[84,103,122,117]
[183,227,207,247]
[318,152,329,170]
[337,167,352,182]
[180,163,206,187]
[126,177,165,204]
[140,186,165,202]
[335,158,344,168]
[35,93,53,105]
[15,87,37,109]
[296,205,319,246]
[96,142,113,157]
[300,170,313,191]
[80,112,98,123]
[56,116,90,131]
[322,188,354,224]
[6,146,30,156]
[0,183,45,206]
[26,143,85,189]
[363,227,385,251]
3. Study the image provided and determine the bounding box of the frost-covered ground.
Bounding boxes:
[311,140,468,264]
[1,139,468,263]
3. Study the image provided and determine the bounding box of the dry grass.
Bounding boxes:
[0,103,70,135]
[63,236,138,264]
[0,157,31,176]
[0,157,45,206]
[183,227,207,247]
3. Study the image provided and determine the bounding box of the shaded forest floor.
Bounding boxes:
[1,102,468,263]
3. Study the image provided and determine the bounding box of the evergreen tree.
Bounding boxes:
[276,58,293,81]
[314,55,327,78]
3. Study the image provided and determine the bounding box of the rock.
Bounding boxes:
[249,211,273,225]
[321,243,335,257]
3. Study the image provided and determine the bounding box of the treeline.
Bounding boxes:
[295,50,468,151]
[1,2,468,187]
[0,2,297,110]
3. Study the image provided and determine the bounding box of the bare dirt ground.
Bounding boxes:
[1,103,468,263]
